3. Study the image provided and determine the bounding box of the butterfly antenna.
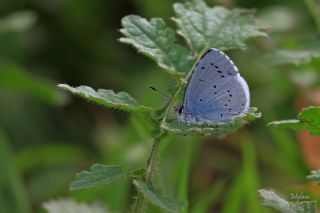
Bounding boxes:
[149,86,171,100]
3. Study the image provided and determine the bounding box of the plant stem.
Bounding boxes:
[133,49,206,213]
[133,135,163,213]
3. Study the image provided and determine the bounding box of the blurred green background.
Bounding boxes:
[1,0,320,212]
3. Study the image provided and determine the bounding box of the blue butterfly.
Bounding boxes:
[177,48,250,124]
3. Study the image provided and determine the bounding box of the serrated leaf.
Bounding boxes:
[265,49,320,66]
[258,189,295,213]
[120,15,195,75]
[69,164,126,191]
[258,189,317,213]
[133,179,185,213]
[307,170,320,184]
[268,106,320,136]
[161,107,260,137]
[43,198,109,213]
[58,84,153,113]
[172,0,267,53]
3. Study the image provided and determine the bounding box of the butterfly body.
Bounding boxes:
[178,48,250,124]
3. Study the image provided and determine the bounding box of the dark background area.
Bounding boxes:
[1,0,320,212]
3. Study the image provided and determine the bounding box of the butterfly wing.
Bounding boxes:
[182,48,250,122]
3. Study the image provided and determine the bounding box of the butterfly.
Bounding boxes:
[177,48,250,124]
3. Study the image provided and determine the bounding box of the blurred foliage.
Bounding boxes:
[0,0,320,212]
[43,198,109,213]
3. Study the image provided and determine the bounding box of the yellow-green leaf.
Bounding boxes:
[58,84,153,114]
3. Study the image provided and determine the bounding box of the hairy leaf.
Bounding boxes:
[133,180,185,213]
[161,107,260,137]
[69,164,126,191]
[307,170,320,184]
[173,0,267,53]
[58,84,153,113]
[266,49,320,66]
[268,106,320,135]
[120,15,195,75]
[258,189,295,213]
[43,198,108,213]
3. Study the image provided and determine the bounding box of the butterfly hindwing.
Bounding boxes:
[182,48,250,122]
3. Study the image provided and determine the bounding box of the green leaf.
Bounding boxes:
[161,107,261,137]
[258,189,317,213]
[265,49,320,66]
[307,170,320,184]
[43,198,109,213]
[69,164,126,191]
[268,106,320,136]
[133,179,185,213]
[120,15,195,75]
[58,84,153,114]
[173,0,267,53]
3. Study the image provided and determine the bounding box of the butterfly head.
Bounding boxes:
[174,105,184,115]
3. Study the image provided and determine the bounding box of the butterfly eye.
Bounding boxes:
[175,105,183,114]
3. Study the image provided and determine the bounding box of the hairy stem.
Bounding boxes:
[133,49,205,213]
[133,134,164,212]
